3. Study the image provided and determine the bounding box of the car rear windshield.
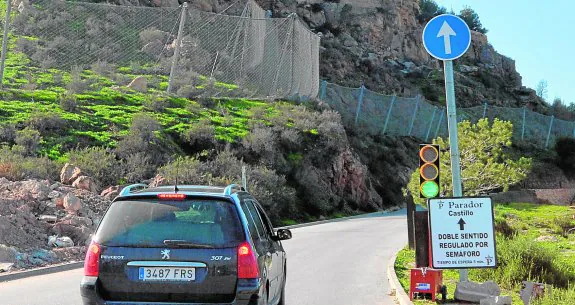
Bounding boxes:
[95,198,245,248]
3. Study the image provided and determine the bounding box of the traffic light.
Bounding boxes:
[419,144,440,198]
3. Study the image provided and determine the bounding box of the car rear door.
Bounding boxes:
[94,197,243,303]
[239,197,275,298]
[253,201,284,299]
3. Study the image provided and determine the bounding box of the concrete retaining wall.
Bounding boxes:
[490,189,575,206]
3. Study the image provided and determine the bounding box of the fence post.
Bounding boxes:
[319,80,327,100]
[0,0,12,89]
[242,166,248,192]
[425,106,437,142]
[434,108,444,139]
[546,115,555,148]
[382,95,396,135]
[408,95,421,136]
[521,107,526,141]
[354,84,366,126]
[167,2,189,94]
[482,102,488,119]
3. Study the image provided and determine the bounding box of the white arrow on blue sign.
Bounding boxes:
[422,14,472,61]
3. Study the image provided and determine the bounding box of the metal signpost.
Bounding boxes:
[422,14,472,281]
[428,197,497,269]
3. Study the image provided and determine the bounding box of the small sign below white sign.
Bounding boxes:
[428,197,497,269]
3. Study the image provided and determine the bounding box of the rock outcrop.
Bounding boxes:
[0,177,112,272]
[255,0,543,110]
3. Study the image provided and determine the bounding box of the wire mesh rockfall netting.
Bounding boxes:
[323,82,575,148]
[4,0,320,99]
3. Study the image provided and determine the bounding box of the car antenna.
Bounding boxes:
[174,158,180,193]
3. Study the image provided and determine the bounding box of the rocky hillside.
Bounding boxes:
[122,0,547,111]
[264,0,548,111]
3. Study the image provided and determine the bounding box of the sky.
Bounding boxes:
[435,0,574,105]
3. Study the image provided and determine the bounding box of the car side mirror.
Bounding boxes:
[274,229,292,241]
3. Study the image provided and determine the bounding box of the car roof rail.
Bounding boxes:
[119,184,149,197]
[224,184,245,195]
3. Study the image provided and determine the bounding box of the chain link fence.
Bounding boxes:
[0,0,320,99]
[1,1,571,149]
[321,81,575,148]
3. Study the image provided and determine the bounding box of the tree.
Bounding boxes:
[536,79,548,101]
[407,119,532,205]
[418,0,447,23]
[550,97,573,120]
[458,6,488,34]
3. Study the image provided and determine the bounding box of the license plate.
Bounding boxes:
[138,267,196,281]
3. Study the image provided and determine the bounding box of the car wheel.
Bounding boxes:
[259,286,268,305]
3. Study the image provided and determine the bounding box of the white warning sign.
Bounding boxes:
[428,197,497,269]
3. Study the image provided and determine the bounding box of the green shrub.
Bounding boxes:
[0,124,16,144]
[59,93,79,112]
[408,119,532,205]
[458,6,488,34]
[183,119,216,148]
[66,66,89,93]
[91,60,113,77]
[494,215,516,238]
[185,101,203,116]
[122,152,157,184]
[157,155,203,185]
[15,37,38,55]
[144,94,174,112]
[116,113,176,166]
[139,28,172,46]
[242,126,277,156]
[418,0,447,23]
[177,85,203,99]
[129,113,161,142]
[158,151,297,224]
[27,111,66,134]
[551,215,575,237]
[249,105,270,121]
[0,146,59,181]
[67,146,122,187]
[317,110,346,151]
[15,127,42,156]
[471,235,573,289]
[532,285,575,305]
[278,127,302,151]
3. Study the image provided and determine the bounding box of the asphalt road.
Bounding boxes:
[0,210,407,305]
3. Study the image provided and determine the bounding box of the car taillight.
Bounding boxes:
[238,242,259,279]
[84,241,101,277]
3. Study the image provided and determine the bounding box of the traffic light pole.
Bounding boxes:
[443,60,467,281]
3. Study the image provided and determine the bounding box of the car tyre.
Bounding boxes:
[259,286,268,305]
[278,274,286,305]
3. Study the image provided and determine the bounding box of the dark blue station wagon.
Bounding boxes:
[80,184,292,305]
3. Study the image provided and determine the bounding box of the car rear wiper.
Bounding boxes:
[163,240,216,248]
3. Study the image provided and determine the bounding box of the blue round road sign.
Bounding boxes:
[422,14,471,61]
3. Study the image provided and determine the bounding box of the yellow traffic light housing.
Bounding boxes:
[419,144,440,198]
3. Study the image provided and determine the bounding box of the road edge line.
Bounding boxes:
[0,261,84,283]
[387,245,414,305]
[279,206,402,230]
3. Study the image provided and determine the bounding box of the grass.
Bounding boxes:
[395,202,575,304]
[0,37,294,156]
[0,21,290,153]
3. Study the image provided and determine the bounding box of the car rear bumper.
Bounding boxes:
[81,276,263,305]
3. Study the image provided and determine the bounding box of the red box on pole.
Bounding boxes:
[409,268,444,301]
